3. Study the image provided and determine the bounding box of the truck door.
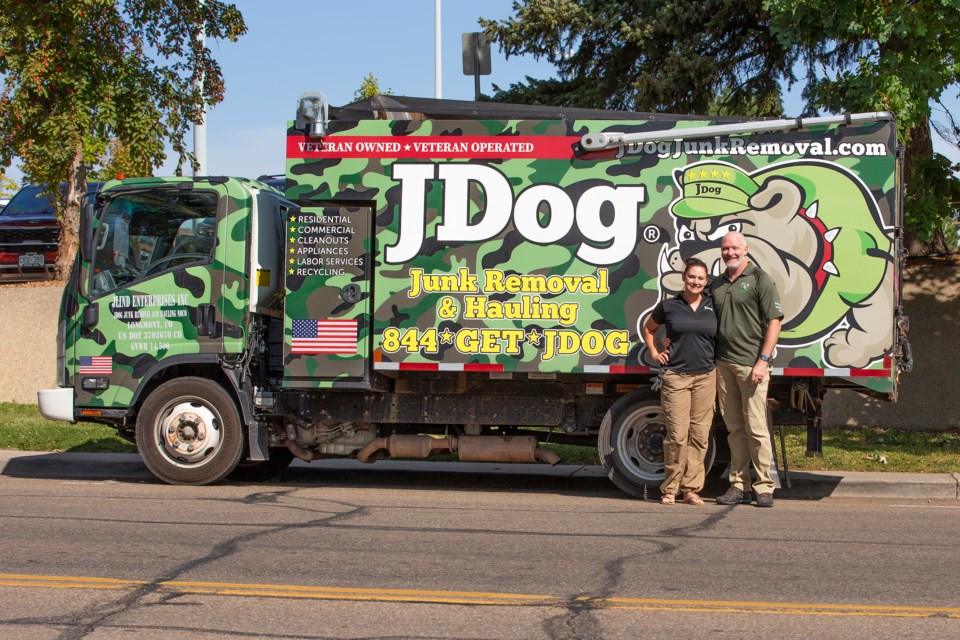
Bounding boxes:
[283,205,371,386]
[71,181,243,409]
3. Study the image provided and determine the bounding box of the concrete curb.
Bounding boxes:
[0,449,956,500]
[780,470,959,500]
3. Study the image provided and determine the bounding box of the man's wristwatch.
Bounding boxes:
[759,354,771,363]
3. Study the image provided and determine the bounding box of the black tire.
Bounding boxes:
[135,377,244,485]
[598,392,716,498]
[227,447,295,482]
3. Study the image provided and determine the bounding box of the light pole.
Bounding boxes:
[434,0,442,99]
[193,0,207,176]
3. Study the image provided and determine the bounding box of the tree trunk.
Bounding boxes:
[56,144,87,280]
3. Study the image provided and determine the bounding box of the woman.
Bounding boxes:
[641,258,717,505]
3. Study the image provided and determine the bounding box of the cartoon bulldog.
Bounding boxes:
[647,159,894,369]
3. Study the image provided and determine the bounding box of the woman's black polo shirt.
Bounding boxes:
[650,293,717,374]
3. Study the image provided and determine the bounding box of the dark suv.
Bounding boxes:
[0,183,101,280]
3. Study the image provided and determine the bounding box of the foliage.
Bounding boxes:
[482,0,960,248]
[0,171,17,199]
[942,215,959,252]
[353,72,393,101]
[481,0,794,115]
[88,139,156,181]
[904,153,960,243]
[0,0,246,276]
[766,0,960,244]
[766,0,960,130]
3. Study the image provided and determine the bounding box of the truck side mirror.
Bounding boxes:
[79,196,96,262]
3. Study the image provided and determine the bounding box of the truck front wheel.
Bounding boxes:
[135,377,244,485]
[598,394,715,498]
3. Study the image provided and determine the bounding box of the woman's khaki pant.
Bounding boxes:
[659,369,716,496]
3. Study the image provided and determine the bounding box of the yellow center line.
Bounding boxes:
[0,573,957,618]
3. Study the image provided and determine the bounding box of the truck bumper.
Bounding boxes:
[37,388,76,423]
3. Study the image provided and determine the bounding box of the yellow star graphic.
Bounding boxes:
[289,247,295,254]
[289,215,295,222]
[289,226,296,233]
[288,268,294,275]
[710,169,720,179]
[722,170,732,180]
[699,169,710,179]
[687,170,697,181]
[439,328,455,344]
[289,258,295,264]
[526,329,543,346]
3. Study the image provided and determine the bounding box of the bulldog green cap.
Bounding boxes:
[671,163,760,218]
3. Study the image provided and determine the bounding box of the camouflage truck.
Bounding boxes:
[38,93,909,494]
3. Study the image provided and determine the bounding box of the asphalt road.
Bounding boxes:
[0,460,957,639]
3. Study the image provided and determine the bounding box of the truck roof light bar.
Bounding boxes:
[579,112,894,151]
[296,92,330,139]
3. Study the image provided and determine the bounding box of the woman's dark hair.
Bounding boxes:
[683,257,708,276]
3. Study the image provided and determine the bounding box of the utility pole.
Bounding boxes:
[193,0,208,176]
[434,0,442,99]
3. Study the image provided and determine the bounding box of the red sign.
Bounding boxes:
[287,135,582,160]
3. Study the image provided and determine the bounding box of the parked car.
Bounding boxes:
[256,174,286,193]
[0,183,102,281]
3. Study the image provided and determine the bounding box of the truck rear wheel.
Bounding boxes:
[598,393,715,498]
[135,377,244,485]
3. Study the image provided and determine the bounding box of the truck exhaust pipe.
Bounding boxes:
[356,434,560,466]
[282,438,316,462]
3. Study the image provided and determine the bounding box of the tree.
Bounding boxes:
[482,0,960,252]
[353,72,393,101]
[0,0,246,277]
[481,0,795,116]
[90,139,157,182]
[0,172,17,200]
[766,0,960,252]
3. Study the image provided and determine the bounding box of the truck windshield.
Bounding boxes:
[88,189,219,297]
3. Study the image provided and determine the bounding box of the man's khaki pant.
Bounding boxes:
[716,360,775,494]
[659,369,716,496]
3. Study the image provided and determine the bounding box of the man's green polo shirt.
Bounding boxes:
[708,262,783,366]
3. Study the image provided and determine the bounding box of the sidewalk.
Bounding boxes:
[1,449,957,500]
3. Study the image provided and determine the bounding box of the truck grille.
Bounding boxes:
[0,227,60,246]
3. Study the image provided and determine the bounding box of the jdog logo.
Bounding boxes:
[385,163,647,266]
[648,159,895,369]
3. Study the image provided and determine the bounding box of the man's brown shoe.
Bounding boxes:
[715,487,753,505]
[756,493,774,508]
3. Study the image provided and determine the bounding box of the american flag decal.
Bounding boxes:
[291,319,358,355]
[79,356,113,375]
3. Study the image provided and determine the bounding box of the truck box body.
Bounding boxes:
[38,94,907,490]
[284,100,901,394]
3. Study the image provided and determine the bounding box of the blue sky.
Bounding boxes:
[4,0,959,185]
[159,0,555,178]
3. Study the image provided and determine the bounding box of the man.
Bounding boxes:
[710,231,783,508]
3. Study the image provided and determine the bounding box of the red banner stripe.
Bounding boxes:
[462,363,505,372]
[846,369,892,377]
[287,135,581,160]
[604,365,654,374]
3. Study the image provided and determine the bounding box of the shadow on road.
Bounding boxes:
[0,451,846,501]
